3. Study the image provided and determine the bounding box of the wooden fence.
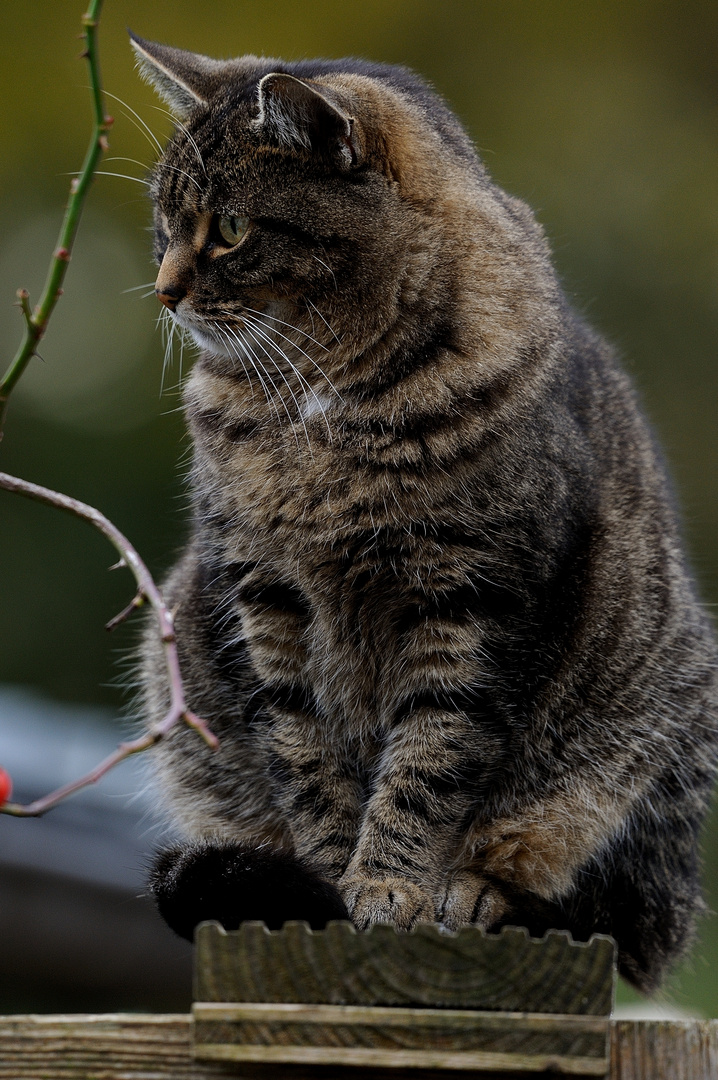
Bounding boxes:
[1,922,716,1079]
[2,1013,717,1079]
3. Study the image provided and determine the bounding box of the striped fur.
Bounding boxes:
[133,35,718,992]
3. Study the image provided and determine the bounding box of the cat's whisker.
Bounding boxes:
[92,171,151,186]
[106,155,152,170]
[312,251,338,290]
[213,324,255,393]
[148,104,208,177]
[241,341,298,442]
[242,323,315,450]
[243,318,332,441]
[240,309,343,402]
[222,324,299,442]
[178,323,188,386]
[159,310,196,395]
[156,162,203,193]
[306,297,342,345]
[159,309,181,395]
[103,89,164,157]
[103,111,203,192]
[222,323,290,427]
[123,281,157,294]
[214,324,272,413]
[240,305,329,352]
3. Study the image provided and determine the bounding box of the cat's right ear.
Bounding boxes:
[129,32,226,118]
[256,74,362,169]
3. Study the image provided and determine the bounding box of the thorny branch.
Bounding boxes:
[0,0,111,437]
[0,473,219,817]
[0,1,218,816]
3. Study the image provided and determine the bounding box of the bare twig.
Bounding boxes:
[0,471,218,817]
[0,3,217,818]
[0,0,112,437]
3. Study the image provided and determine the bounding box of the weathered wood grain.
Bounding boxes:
[611,1019,718,1080]
[2,1015,718,1079]
[194,921,616,1015]
[192,1002,609,1074]
[0,1014,215,1080]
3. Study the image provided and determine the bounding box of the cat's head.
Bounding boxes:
[131,36,553,404]
[130,37,494,383]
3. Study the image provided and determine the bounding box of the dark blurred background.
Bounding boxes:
[0,0,716,1016]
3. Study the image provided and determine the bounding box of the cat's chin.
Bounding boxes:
[187,326,227,357]
[170,313,227,358]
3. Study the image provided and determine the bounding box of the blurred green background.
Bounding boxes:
[0,0,716,1014]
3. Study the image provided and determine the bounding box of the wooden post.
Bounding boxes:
[192,921,615,1075]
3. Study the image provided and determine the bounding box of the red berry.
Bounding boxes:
[0,767,12,805]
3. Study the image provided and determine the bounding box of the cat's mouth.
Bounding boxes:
[162,306,223,356]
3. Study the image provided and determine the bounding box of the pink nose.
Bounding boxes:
[155,283,186,311]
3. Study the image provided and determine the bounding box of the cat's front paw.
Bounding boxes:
[340,874,435,931]
[439,870,509,931]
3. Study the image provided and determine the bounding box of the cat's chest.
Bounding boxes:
[190,415,433,555]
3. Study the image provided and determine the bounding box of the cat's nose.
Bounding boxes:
[155,282,186,312]
[156,246,193,311]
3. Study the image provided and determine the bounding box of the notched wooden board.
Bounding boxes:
[194,921,616,1015]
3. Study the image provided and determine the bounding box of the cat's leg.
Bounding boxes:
[437,773,646,934]
[263,708,364,880]
[236,568,364,880]
[338,704,489,929]
[336,588,508,930]
[142,552,293,846]
[149,842,348,940]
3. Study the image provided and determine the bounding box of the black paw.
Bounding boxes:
[149,842,349,941]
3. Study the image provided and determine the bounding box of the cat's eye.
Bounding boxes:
[216,214,250,247]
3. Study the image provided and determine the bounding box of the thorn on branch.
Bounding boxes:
[16,290,33,328]
[109,557,127,571]
[184,710,220,751]
[106,592,146,632]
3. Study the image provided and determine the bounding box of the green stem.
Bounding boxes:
[0,0,110,436]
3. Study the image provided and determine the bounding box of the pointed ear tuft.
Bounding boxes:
[256,74,361,168]
[129,32,225,118]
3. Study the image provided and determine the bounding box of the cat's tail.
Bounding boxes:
[148,842,348,941]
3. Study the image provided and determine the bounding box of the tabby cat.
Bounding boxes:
[132,33,718,992]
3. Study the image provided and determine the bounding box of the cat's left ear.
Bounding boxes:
[130,32,228,118]
[256,74,362,169]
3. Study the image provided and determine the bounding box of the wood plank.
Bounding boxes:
[0,1014,219,1080]
[194,921,616,1015]
[611,1019,718,1080]
[193,1002,609,1075]
[2,1014,718,1079]
[194,1042,608,1075]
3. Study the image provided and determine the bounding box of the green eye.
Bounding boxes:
[217,214,249,246]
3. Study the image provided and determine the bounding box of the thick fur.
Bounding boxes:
[132,36,718,991]
[149,843,348,939]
